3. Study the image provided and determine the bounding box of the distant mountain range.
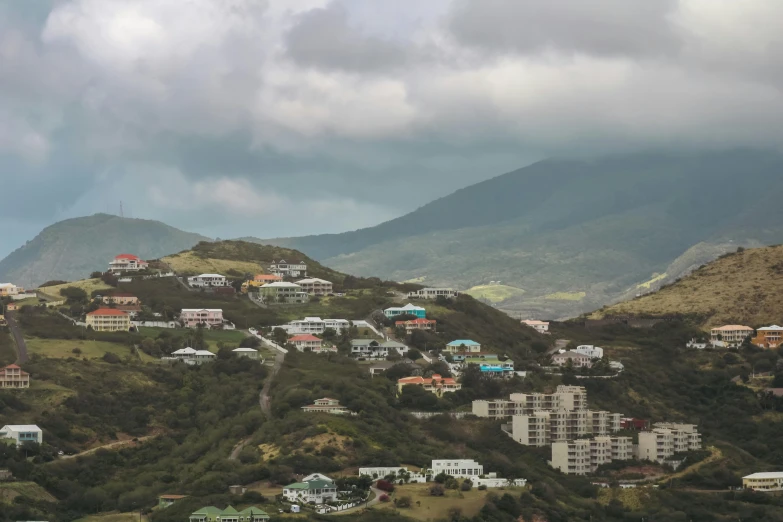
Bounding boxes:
[250,150,783,318]
[0,214,209,287]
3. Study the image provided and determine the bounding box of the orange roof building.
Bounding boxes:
[710,325,753,347]
[0,364,30,389]
[86,308,130,332]
[397,373,461,397]
[752,325,783,349]
[395,318,436,333]
[254,274,284,282]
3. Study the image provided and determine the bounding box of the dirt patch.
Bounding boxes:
[258,443,281,462]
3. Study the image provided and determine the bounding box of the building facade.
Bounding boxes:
[0,425,42,446]
[445,340,481,353]
[397,374,461,396]
[552,351,594,368]
[0,364,30,389]
[108,254,148,273]
[187,274,228,287]
[180,309,224,328]
[0,283,21,297]
[574,345,604,358]
[431,459,483,478]
[384,303,426,319]
[472,386,588,419]
[710,325,753,347]
[743,472,783,492]
[86,308,131,332]
[751,326,783,349]
[407,288,460,299]
[505,409,623,447]
[283,477,337,504]
[168,347,217,365]
[289,334,324,352]
[550,436,633,475]
[269,260,307,278]
[102,293,139,306]
[296,278,333,296]
[396,318,436,334]
[302,398,353,415]
[189,506,269,522]
[259,282,309,303]
[522,319,550,333]
[232,347,259,359]
[350,339,407,358]
[275,317,351,335]
[637,423,701,463]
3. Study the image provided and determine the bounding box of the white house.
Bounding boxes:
[187,274,229,288]
[407,288,460,300]
[431,459,484,478]
[283,476,337,504]
[350,340,408,359]
[359,467,429,483]
[0,425,42,446]
[444,340,481,353]
[743,472,783,492]
[269,260,307,278]
[0,283,21,297]
[108,254,148,273]
[575,345,604,359]
[232,347,260,360]
[295,278,333,296]
[168,347,216,365]
[522,320,550,333]
[275,317,351,335]
[383,303,426,319]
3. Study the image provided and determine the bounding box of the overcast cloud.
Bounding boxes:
[1,0,783,258]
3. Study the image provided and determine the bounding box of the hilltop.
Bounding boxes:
[0,214,210,287]
[255,150,783,318]
[593,245,783,328]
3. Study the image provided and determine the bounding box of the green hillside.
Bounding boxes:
[0,214,210,287]
[254,150,783,318]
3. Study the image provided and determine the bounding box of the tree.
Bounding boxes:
[272,328,288,345]
[322,328,337,341]
[460,478,472,491]
[59,287,88,304]
[406,349,422,361]
[396,495,412,508]
[398,385,440,411]
[429,484,445,496]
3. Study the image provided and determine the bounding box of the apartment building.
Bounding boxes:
[0,364,30,389]
[710,325,753,347]
[431,459,483,478]
[296,278,333,296]
[743,472,783,492]
[396,318,436,334]
[259,282,309,304]
[86,308,131,332]
[108,254,148,273]
[180,309,224,328]
[187,274,228,288]
[550,436,633,475]
[637,423,701,463]
[507,410,593,447]
[407,288,460,299]
[752,325,783,349]
[472,385,588,418]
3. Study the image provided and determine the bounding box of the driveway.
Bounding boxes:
[5,311,28,363]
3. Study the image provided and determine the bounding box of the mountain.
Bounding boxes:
[252,150,783,319]
[593,244,783,329]
[0,214,210,287]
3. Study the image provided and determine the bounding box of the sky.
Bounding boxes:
[2,0,783,259]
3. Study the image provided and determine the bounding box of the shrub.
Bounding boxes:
[478,484,487,491]
[429,484,445,497]
[102,352,121,364]
[396,495,412,508]
[379,494,390,503]
[376,479,395,492]
[72,348,82,355]
[460,479,472,491]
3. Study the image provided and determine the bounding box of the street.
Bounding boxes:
[5,310,28,363]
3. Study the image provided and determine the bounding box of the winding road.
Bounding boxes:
[5,311,28,363]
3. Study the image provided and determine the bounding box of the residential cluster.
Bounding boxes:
[359,459,526,488]
[473,386,702,475]
[189,505,270,522]
[701,324,783,349]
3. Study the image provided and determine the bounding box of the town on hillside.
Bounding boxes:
[2,244,783,522]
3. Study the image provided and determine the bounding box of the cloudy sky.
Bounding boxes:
[2,0,783,258]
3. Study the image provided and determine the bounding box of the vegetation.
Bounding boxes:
[463,284,525,304]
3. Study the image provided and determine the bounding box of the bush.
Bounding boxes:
[396,495,412,508]
[72,348,82,355]
[460,479,472,491]
[478,484,487,491]
[102,352,121,364]
[376,479,395,492]
[429,484,445,497]
[379,494,390,503]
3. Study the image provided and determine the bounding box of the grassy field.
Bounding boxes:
[26,337,155,362]
[0,481,57,503]
[39,278,113,298]
[75,513,149,522]
[374,483,520,521]
[543,291,586,301]
[594,245,783,328]
[162,250,265,276]
[136,327,248,349]
[464,284,525,303]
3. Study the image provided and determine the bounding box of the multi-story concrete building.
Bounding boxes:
[187,274,229,288]
[407,288,460,300]
[431,459,483,478]
[259,282,309,304]
[637,423,701,463]
[86,308,131,332]
[550,436,633,475]
[472,386,588,418]
[296,278,333,296]
[743,472,783,492]
[710,325,753,347]
[0,364,30,389]
[751,325,783,349]
[108,254,148,273]
[275,317,350,335]
[396,318,436,334]
[180,309,224,328]
[269,260,307,278]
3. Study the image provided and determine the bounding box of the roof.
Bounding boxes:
[553,351,591,359]
[522,319,549,325]
[284,482,310,490]
[107,293,136,298]
[398,374,457,386]
[758,325,783,331]
[194,350,215,356]
[181,308,223,312]
[3,364,20,369]
[447,339,480,346]
[232,347,258,352]
[743,472,783,479]
[296,278,332,284]
[172,347,197,355]
[290,334,321,342]
[114,254,141,260]
[159,494,188,499]
[1,425,42,432]
[285,479,335,490]
[87,308,129,316]
[191,273,225,278]
[191,506,222,516]
[396,318,435,324]
[712,325,753,331]
[0,283,17,288]
[254,274,282,280]
[386,303,425,311]
[261,281,303,288]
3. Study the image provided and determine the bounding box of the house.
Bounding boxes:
[462,357,514,377]
[350,339,407,358]
[552,351,593,368]
[289,334,323,352]
[242,275,283,293]
[451,352,497,363]
[710,325,753,347]
[86,308,131,332]
[431,459,484,479]
[169,347,217,365]
[101,293,139,306]
[296,278,333,296]
[259,282,309,304]
[275,317,351,335]
[158,494,188,509]
[108,254,148,273]
[359,466,430,483]
[636,423,701,464]
[0,425,42,446]
[190,506,270,522]
[397,374,461,397]
[396,318,436,334]
[574,345,604,358]
[269,259,308,278]
[407,288,460,299]
[181,309,224,328]
[302,398,354,415]
[444,340,481,353]
[752,326,783,349]
[232,347,260,360]
[550,436,633,475]
[384,303,426,319]
[0,364,30,389]
[522,319,550,333]
[743,472,783,492]
[187,274,228,288]
[283,476,338,504]
[0,283,21,297]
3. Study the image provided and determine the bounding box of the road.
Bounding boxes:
[5,311,28,363]
[59,435,157,461]
[548,338,570,355]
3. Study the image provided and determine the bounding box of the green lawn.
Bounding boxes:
[26,337,155,362]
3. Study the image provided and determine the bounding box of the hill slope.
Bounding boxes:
[593,245,783,328]
[253,150,783,318]
[0,214,210,287]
